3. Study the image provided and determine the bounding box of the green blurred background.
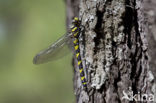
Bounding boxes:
[0,0,74,103]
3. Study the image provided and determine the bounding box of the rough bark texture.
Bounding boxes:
[65,0,155,103]
[144,0,156,78]
[144,0,156,101]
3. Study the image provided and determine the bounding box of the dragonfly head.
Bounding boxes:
[74,17,79,21]
[72,17,81,26]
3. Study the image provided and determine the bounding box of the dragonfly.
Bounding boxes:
[33,17,87,90]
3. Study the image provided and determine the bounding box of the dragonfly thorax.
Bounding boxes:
[70,17,81,38]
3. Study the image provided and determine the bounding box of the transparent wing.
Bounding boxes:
[33,34,72,64]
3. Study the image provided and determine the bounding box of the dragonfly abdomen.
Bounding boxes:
[72,19,87,89]
[74,38,87,89]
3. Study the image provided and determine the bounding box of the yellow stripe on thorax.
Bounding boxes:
[72,27,77,32]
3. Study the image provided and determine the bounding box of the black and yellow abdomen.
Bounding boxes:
[71,19,87,89]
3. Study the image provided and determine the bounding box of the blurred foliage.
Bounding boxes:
[0,0,75,103]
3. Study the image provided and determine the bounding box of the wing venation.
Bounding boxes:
[33,34,72,64]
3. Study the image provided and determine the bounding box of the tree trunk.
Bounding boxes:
[144,0,156,78]
[65,0,155,103]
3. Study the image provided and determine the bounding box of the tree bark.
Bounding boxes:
[65,0,155,103]
[144,0,156,78]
